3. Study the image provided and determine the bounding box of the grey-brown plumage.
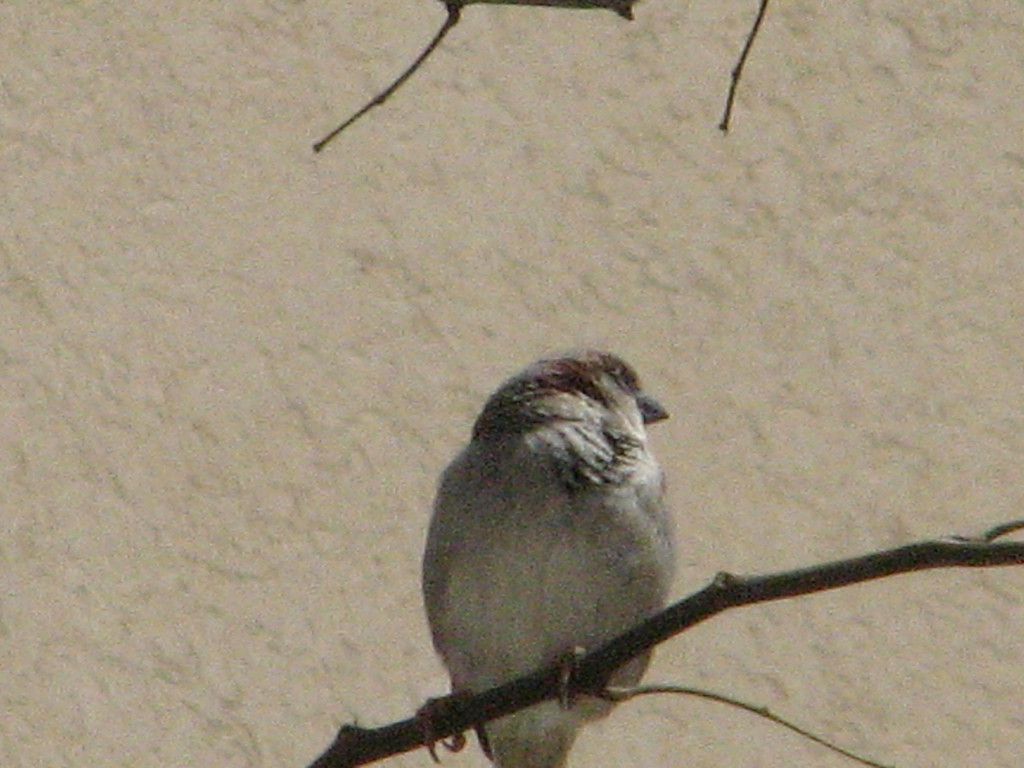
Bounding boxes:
[423,351,675,768]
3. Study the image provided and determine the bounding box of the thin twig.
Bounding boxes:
[719,0,770,132]
[313,2,462,153]
[983,518,1024,542]
[948,519,1024,544]
[601,684,891,768]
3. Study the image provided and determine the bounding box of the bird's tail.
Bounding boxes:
[483,701,585,768]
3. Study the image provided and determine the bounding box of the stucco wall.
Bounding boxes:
[4,2,1023,767]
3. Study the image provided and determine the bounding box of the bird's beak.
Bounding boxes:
[637,394,669,424]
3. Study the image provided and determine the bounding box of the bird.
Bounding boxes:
[422,350,676,768]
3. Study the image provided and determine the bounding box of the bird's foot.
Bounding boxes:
[557,646,588,710]
[416,695,468,763]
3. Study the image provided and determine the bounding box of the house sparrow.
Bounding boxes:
[422,350,676,768]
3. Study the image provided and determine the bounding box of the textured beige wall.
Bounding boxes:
[4,1,1024,767]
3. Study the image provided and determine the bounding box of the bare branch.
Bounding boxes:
[601,685,891,768]
[306,525,1024,768]
[313,3,463,153]
[312,0,636,153]
[719,0,771,132]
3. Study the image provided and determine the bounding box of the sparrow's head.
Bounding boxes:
[472,350,668,440]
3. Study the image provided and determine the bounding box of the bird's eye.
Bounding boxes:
[606,359,640,394]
